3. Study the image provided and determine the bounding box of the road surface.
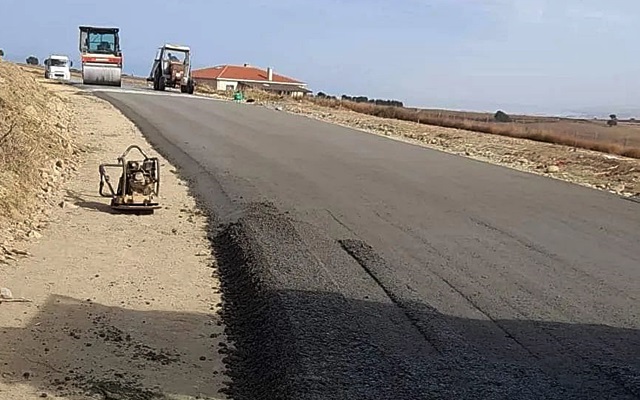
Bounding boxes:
[95,89,640,400]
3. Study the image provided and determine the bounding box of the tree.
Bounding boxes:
[0,49,4,58]
[494,110,512,123]
[340,94,404,107]
[26,56,39,65]
[607,114,618,127]
[316,92,327,98]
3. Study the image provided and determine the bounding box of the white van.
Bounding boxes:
[44,54,72,81]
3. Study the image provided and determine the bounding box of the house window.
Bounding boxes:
[226,85,234,91]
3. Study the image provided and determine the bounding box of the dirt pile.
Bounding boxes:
[0,63,79,245]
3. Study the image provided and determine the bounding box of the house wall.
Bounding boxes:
[216,79,238,91]
[193,78,239,91]
[195,77,309,96]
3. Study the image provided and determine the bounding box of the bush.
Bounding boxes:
[0,49,4,57]
[25,56,39,65]
[494,110,512,123]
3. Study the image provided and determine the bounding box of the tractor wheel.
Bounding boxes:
[158,76,166,91]
[180,85,187,93]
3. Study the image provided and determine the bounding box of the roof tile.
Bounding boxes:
[192,65,303,84]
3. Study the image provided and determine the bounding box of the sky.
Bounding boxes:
[1,0,638,116]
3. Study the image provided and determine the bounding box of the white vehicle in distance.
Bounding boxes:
[44,54,72,81]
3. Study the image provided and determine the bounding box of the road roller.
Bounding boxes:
[79,26,123,87]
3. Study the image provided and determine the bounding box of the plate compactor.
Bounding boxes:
[99,145,161,212]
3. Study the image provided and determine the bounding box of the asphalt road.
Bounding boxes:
[97,90,640,400]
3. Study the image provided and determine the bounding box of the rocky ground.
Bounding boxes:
[239,95,640,198]
[0,64,229,399]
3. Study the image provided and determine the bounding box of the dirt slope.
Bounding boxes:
[0,63,77,247]
[0,66,229,399]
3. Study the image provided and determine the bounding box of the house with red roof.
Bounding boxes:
[192,64,312,98]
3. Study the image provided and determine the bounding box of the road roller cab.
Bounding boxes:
[79,26,123,87]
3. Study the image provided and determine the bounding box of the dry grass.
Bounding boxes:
[306,97,640,159]
[0,62,74,220]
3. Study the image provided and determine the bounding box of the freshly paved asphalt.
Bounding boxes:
[96,88,640,400]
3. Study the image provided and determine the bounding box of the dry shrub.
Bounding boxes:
[0,62,74,220]
[239,88,285,103]
[306,97,640,159]
[194,83,217,94]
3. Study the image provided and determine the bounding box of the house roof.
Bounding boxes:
[240,81,312,93]
[192,65,304,84]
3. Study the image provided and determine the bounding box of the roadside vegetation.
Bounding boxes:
[306,96,640,159]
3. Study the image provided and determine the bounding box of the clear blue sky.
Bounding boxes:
[1,0,637,116]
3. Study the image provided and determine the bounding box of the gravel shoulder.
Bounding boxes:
[0,81,229,400]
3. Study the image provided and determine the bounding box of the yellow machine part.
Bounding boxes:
[82,63,122,86]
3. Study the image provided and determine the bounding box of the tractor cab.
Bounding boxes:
[147,44,195,94]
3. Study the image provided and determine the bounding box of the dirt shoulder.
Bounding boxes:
[225,91,640,198]
[0,67,229,400]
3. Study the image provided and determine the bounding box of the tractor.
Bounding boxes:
[147,44,195,94]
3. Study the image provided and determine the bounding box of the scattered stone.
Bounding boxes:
[27,230,43,239]
[546,165,560,173]
[1,288,13,300]
[611,183,626,193]
[59,200,78,209]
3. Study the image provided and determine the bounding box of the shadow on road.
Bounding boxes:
[64,189,118,215]
[0,294,227,399]
[3,290,638,400]
[209,205,640,400]
[218,288,640,400]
